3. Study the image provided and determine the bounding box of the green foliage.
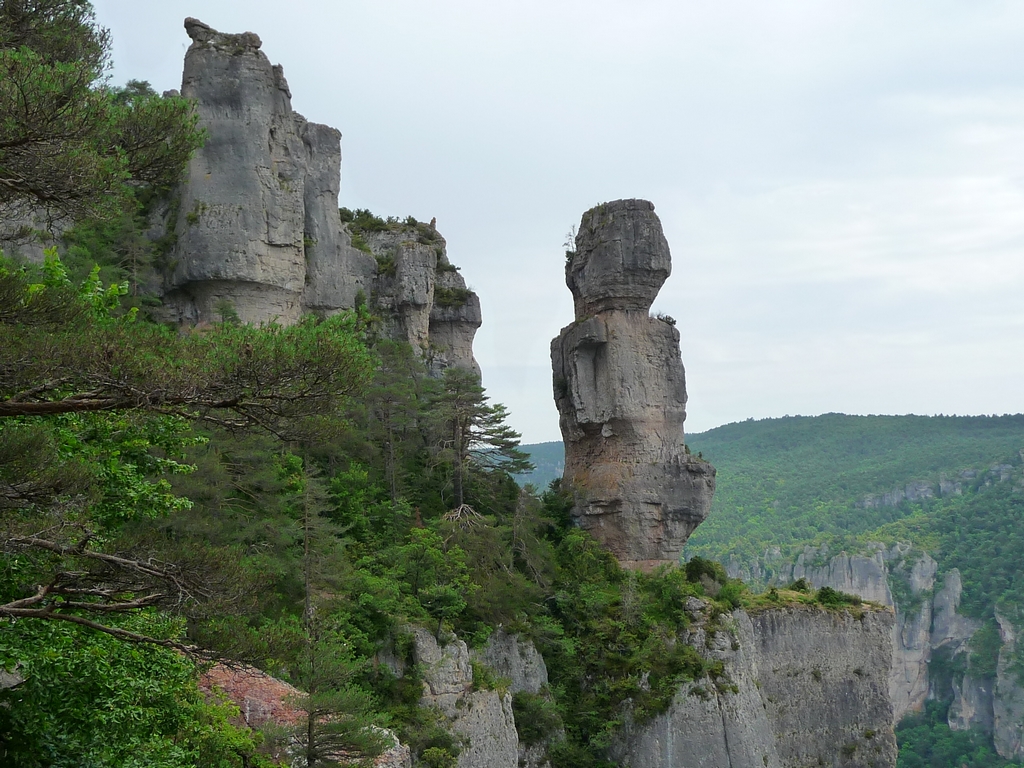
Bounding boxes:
[684,556,728,585]
[339,207,389,233]
[470,660,510,693]
[433,286,472,309]
[968,620,1003,679]
[535,527,720,761]
[896,700,1023,768]
[59,194,163,304]
[420,746,458,768]
[374,252,396,276]
[0,2,203,222]
[0,614,268,768]
[816,586,862,608]
[511,691,563,747]
[681,413,1024,562]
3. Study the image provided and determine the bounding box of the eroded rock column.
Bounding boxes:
[551,199,715,569]
[162,18,375,325]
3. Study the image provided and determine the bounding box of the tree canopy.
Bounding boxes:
[0,0,203,226]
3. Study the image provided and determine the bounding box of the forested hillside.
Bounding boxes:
[523,414,1024,636]
[523,413,1024,768]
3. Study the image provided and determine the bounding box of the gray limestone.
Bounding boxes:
[160,18,375,325]
[471,630,556,768]
[411,628,518,768]
[721,541,1024,760]
[931,569,981,651]
[429,256,483,377]
[566,199,671,316]
[153,18,481,376]
[611,606,897,768]
[994,611,1024,760]
[365,228,439,352]
[471,629,548,695]
[552,199,715,569]
[364,226,482,375]
[949,673,995,733]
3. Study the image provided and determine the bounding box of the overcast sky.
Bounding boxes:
[93,1,1024,443]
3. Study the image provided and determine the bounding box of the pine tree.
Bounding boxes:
[430,367,532,512]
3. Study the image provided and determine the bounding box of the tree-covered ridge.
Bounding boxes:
[684,413,1024,560]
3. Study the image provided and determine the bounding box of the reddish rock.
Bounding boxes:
[200,662,305,728]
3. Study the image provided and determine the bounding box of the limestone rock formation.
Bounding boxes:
[726,542,1024,761]
[411,628,518,768]
[471,629,558,768]
[363,223,481,375]
[153,18,482,377]
[471,629,548,696]
[159,18,375,325]
[994,611,1024,760]
[611,605,897,768]
[551,199,715,569]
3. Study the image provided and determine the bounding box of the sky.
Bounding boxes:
[93,1,1024,444]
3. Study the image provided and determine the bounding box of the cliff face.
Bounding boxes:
[363,225,482,375]
[726,545,1024,761]
[611,605,897,768]
[551,200,715,570]
[158,19,375,325]
[411,628,519,768]
[156,18,480,377]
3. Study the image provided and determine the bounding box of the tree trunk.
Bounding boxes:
[452,417,464,508]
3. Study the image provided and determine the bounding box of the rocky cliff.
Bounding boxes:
[154,19,480,374]
[363,223,481,375]
[551,200,715,570]
[725,544,1024,761]
[611,603,896,768]
[157,19,373,325]
[408,627,519,768]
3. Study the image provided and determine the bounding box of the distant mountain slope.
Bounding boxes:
[520,414,1024,767]
[683,413,1024,560]
[515,441,564,489]
[522,413,1024,521]
[521,413,1024,622]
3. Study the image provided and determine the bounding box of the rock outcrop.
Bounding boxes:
[471,629,558,768]
[412,628,519,768]
[152,18,482,376]
[611,604,897,768]
[471,628,548,696]
[551,199,715,569]
[726,542,1024,761]
[159,19,375,325]
[364,223,481,375]
[994,611,1024,760]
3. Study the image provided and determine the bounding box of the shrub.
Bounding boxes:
[815,586,861,607]
[685,557,727,586]
[434,286,472,309]
[511,691,563,747]
[717,580,745,609]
